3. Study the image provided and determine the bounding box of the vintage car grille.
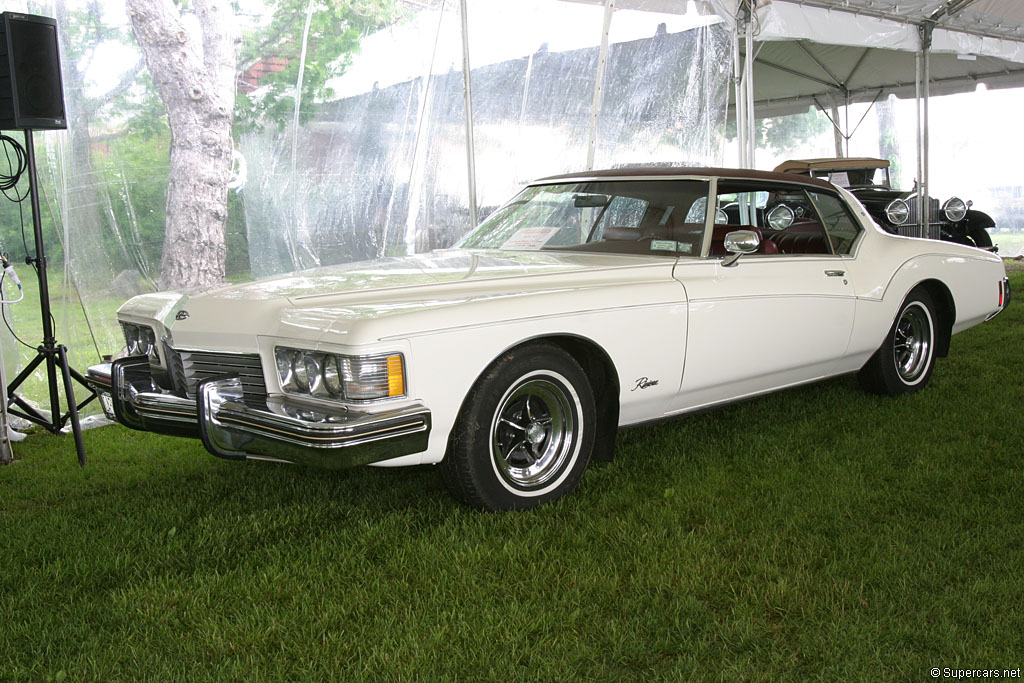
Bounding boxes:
[165,348,268,404]
[898,195,942,239]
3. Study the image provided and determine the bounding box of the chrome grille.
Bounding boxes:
[899,195,942,239]
[170,350,267,403]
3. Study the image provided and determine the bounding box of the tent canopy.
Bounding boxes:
[740,39,1024,117]
[701,0,1024,115]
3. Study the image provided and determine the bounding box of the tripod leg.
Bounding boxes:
[57,345,86,466]
[45,349,61,433]
[6,350,45,396]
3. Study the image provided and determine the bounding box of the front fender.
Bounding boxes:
[404,300,688,466]
[966,209,996,230]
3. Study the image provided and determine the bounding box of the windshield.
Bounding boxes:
[810,167,890,188]
[456,180,711,257]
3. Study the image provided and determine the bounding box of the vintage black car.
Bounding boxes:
[775,158,996,249]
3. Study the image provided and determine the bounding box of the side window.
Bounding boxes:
[712,181,833,257]
[808,191,863,255]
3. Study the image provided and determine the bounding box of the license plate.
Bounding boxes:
[99,392,115,420]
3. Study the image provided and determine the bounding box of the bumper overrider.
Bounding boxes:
[85,356,431,468]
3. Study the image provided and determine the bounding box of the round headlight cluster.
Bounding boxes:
[121,322,159,362]
[766,204,795,231]
[885,199,910,226]
[275,347,404,401]
[942,197,968,222]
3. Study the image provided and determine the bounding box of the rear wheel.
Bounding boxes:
[858,288,938,396]
[441,343,595,511]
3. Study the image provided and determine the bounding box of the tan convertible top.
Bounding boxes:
[773,157,890,174]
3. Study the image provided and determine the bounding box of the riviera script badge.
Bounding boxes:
[632,377,659,391]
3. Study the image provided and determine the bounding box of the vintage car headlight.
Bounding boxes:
[885,199,910,225]
[275,347,405,401]
[766,204,795,230]
[942,197,968,222]
[120,322,160,362]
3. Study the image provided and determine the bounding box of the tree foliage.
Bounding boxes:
[235,0,400,131]
[727,106,832,153]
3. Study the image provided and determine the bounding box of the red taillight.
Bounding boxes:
[999,281,1004,308]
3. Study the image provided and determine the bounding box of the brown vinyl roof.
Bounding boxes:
[535,166,836,190]
[772,157,889,174]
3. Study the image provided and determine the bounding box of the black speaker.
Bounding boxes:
[0,12,67,130]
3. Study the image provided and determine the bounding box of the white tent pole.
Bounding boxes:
[459,0,478,227]
[925,39,933,240]
[922,33,931,239]
[921,44,929,237]
[586,0,615,171]
[744,15,755,168]
[733,25,746,167]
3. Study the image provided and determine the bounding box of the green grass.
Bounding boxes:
[993,231,1024,255]
[3,266,123,412]
[1,273,1022,680]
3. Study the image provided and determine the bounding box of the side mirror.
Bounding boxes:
[722,229,760,267]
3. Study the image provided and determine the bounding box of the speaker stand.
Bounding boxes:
[4,129,93,465]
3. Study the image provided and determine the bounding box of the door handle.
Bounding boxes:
[825,270,845,277]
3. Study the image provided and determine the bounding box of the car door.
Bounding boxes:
[668,182,862,414]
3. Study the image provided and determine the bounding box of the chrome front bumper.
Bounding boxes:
[85,357,431,468]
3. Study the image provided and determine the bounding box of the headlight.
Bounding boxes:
[942,196,968,222]
[885,199,910,225]
[120,322,160,363]
[274,347,406,401]
[322,355,342,396]
[766,204,795,231]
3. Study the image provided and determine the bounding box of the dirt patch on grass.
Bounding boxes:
[1004,257,1024,274]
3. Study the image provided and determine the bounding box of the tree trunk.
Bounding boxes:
[125,0,236,290]
[876,95,900,180]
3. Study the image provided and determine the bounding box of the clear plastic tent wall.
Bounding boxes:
[243,0,732,279]
[0,0,731,410]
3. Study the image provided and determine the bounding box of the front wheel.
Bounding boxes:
[441,343,595,511]
[968,227,993,249]
[858,288,938,396]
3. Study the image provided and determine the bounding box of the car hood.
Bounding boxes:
[120,249,684,350]
[200,250,639,303]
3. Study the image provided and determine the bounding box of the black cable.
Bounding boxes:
[0,134,33,263]
[0,271,34,350]
[0,134,29,200]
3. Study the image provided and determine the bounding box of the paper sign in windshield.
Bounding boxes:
[829,171,850,187]
[500,227,561,250]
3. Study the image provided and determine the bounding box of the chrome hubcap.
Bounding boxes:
[893,302,932,383]
[492,377,575,489]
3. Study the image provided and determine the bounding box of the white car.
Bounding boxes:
[87,167,1011,511]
